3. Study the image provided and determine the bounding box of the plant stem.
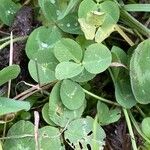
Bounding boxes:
[133,29,144,41]
[129,110,150,144]
[108,68,115,84]
[0,36,28,51]
[136,106,146,118]
[14,82,56,100]
[3,32,14,141]
[83,88,120,106]
[23,0,31,5]
[7,32,13,98]
[34,111,40,150]
[115,24,134,46]
[119,25,134,35]
[0,36,10,43]
[120,9,150,38]
[123,108,138,150]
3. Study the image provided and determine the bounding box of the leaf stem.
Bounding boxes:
[83,88,120,106]
[115,24,134,46]
[128,110,150,144]
[136,106,146,118]
[123,108,138,150]
[0,36,28,51]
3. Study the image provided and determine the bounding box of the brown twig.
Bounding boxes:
[13,81,56,101]
[14,84,48,100]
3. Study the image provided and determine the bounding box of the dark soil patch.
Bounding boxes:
[0,6,38,96]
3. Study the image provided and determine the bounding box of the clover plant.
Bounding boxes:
[0,0,150,150]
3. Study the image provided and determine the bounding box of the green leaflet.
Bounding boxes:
[130,39,150,104]
[0,97,30,116]
[54,38,83,63]
[60,79,85,110]
[0,65,20,86]
[55,62,84,80]
[28,60,57,84]
[3,120,63,150]
[49,82,86,127]
[110,46,136,108]
[25,26,62,62]
[64,117,106,149]
[83,43,112,74]
[78,0,120,42]
[141,117,150,139]
[0,0,20,26]
[97,101,121,125]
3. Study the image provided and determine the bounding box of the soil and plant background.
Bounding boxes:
[0,0,150,149]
